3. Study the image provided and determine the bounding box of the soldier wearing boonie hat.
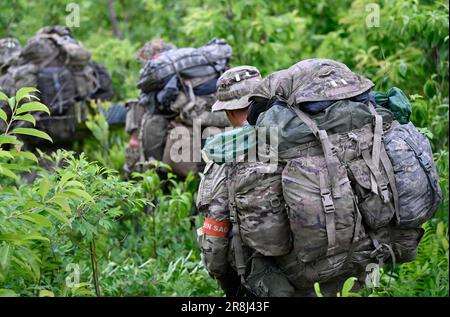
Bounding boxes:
[212,65,262,127]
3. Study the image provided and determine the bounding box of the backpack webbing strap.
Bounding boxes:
[403,136,440,207]
[227,172,247,279]
[367,102,383,195]
[318,130,342,198]
[380,147,400,223]
[289,105,342,198]
[361,149,390,203]
[319,171,336,254]
[288,104,319,136]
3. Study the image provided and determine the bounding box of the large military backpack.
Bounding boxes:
[204,59,442,294]
[126,39,231,177]
[258,59,441,290]
[136,38,232,93]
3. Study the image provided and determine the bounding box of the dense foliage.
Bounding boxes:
[0,0,448,296]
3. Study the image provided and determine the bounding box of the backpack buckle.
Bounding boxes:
[379,183,390,203]
[321,192,335,213]
[417,152,432,171]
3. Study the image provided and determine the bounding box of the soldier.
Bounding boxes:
[197,63,376,297]
[197,66,298,297]
[125,38,230,179]
[124,39,176,177]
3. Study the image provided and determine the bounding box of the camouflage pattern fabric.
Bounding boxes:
[228,162,292,256]
[0,37,21,72]
[384,121,442,228]
[135,39,176,64]
[196,162,231,278]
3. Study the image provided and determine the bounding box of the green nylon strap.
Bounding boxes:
[319,171,336,255]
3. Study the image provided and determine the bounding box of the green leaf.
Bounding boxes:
[63,180,86,189]
[15,101,50,115]
[39,178,50,199]
[15,87,39,103]
[59,172,77,188]
[12,150,38,163]
[64,188,94,203]
[0,150,14,159]
[39,290,54,297]
[0,166,19,180]
[49,194,72,214]
[13,113,36,126]
[0,91,8,101]
[341,277,357,297]
[314,282,323,297]
[8,97,15,111]
[45,208,72,227]
[0,108,7,122]
[0,233,49,242]
[0,289,18,297]
[17,212,52,228]
[11,128,53,143]
[0,135,18,145]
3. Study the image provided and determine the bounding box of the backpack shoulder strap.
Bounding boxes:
[288,104,343,198]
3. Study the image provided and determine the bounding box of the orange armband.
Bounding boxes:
[202,217,231,238]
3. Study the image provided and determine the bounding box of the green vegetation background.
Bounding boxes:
[0,0,448,296]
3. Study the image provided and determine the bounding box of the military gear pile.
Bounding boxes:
[125,38,231,177]
[197,58,442,296]
[0,26,114,145]
[136,38,232,92]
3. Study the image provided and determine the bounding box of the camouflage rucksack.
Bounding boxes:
[202,59,442,295]
[250,59,441,290]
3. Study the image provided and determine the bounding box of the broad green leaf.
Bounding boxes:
[1,163,31,172]
[49,194,72,214]
[16,101,50,115]
[0,289,18,297]
[341,277,357,297]
[63,180,86,189]
[21,234,49,242]
[0,166,19,180]
[0,91,8,101]
[11,128,53,143]
[59,172,77,188]
[0,150,14,159]
[0,234,25,241]
[17,212,52,228]
[23,201,44,210]
[45,208,72,227]
[15,87,39,103]
[0,135,18,145]
[0,108,7,122]
[39,178,50,199]
[64,188,94,203]
[7,97,15,111]
[39,290,55,297]
[12,150,38,163]
[0,233,49,242]
[13,113,36,126]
